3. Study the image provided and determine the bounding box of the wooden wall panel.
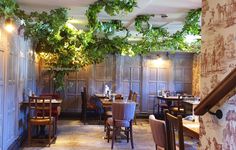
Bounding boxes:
[4,50,17,148]
[173,54,193,94]
[62,70,88,112]
[40,53,193,113]
[94,56,114,94]
[0,51,4,81]
[122,81,130,95]
[0,49,4,150]
[0,27,35,149]
[121,56,141,99]
[40,71,52,93]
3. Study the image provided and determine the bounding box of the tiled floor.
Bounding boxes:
[21,119,198,150]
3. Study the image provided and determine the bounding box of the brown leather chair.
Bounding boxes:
[28,96,56,146]
[149,115,167,150]
[106,102,136,149]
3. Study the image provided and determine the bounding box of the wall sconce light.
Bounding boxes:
[4,18,15,33]
[156,54,163,65]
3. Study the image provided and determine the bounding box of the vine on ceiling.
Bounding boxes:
[0,0,201,91]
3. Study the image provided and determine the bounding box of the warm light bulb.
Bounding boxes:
[4,18,15,33]
[156,57,163,65]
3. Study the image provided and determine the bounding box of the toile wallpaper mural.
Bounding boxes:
[200,0,236,149]
[192,54,201,96]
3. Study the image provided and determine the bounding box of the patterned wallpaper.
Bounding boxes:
[200,0,236,149]
[192,54,201,96]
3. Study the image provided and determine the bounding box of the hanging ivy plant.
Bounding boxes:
[86,0,137,30]
[133,8,201,52]
[0,0,201,91]
[0,0,19,19]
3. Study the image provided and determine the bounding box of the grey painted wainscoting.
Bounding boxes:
[0,27,36,149]
[39,53,193,114]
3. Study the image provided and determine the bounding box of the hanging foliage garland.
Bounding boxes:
[0,0,201,91]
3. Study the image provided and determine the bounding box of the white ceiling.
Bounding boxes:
[16,0,201,34]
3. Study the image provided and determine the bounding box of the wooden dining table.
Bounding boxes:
[182,119,199,139]
[154,96,182,114]
[21,99,62,107]
[100,98,136,107]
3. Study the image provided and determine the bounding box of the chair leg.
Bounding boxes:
[104,120,106,132]
[130,123,134,149]
[126,128,129,143]
[134,114,137,125]
[55,116,58,134]
[107,125,110,143]
[84,111,86,125]
[54,120,56,137]
[48,125,51,146]
[111,127,116,149]
[28,123,31,146]
[104,115,107,132]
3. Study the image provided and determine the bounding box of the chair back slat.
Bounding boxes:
[128,90,133,100]
[28,96,52,119]
[164,110,184,150]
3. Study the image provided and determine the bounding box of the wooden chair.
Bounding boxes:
[104,94,123,131]
[164,110,184,150]
[40,93,61,132]
[81,88,96,125]
[149,115,167,150]
[170,96,186,116]
[28,96,56,146]
[106,102,136,149]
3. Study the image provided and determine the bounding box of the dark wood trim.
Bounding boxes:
[194,67,236,115]
[8,134,25,150]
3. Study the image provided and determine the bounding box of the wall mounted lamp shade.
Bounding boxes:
[4,18,15,33]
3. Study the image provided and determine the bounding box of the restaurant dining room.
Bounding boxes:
[0,0,236,150]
